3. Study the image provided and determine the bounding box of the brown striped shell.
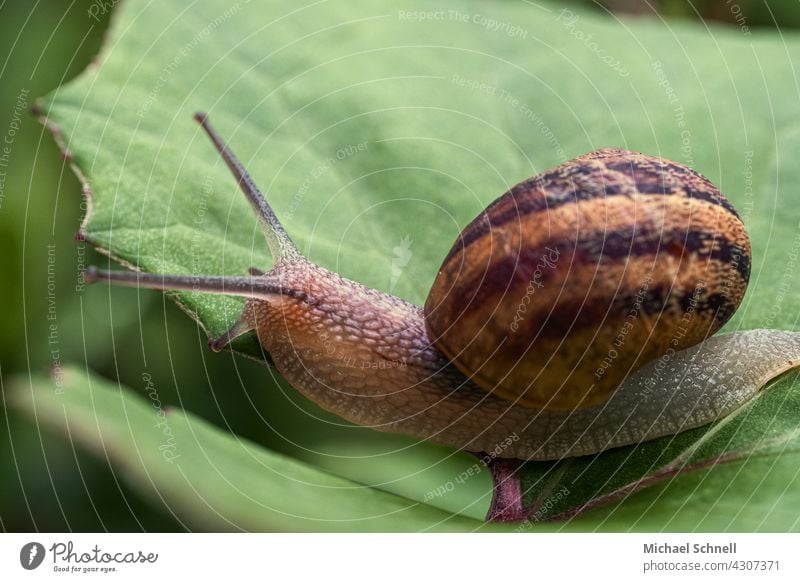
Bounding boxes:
[424,148,751,410]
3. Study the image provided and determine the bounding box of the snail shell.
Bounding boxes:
[425,148,751,410]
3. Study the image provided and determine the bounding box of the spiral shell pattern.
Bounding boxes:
[425,148,751,410]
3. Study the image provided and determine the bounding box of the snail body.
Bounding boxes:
[86,113,754,461]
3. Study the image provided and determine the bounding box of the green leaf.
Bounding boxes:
[8,367,491,532]
[38,0,800,527]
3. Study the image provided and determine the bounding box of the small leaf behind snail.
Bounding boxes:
[84,113,800,462]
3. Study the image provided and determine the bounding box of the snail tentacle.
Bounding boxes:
[194,111,300,264]
[84,266,288,299]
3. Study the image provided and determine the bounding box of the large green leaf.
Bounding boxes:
[37,0,800,528]
[9,367,493,532]
[11,366,800,531]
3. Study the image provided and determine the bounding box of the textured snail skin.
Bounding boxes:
[87,115,772,461]
[426,149,751,410]
[241,261,793,460]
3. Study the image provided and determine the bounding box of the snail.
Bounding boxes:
[86,112,797,462]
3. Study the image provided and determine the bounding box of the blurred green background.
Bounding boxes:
[2,0,800,532]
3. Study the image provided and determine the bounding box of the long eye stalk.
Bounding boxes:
[193,112,299,263]
[84,112,302,299]
[83,266,286,299]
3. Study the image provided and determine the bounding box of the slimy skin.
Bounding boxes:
[203,260,788,461]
